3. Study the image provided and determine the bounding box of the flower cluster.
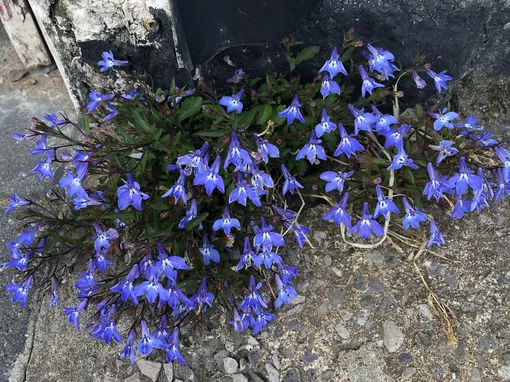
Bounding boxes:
[4,33,509,368]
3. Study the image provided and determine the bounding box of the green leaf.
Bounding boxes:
[194,130,227,137]
[340,47,355,62]
[132,110,152,132]
[404,167,416,185]
[288,57,297,72]
[82,114,91,135]
[185,212,209,231]
[178,97,203,121]
[237,107,258,129]
[415,104,425,118]
[257,104,272,126]
[295,46,321,67]
[149,202,169,211]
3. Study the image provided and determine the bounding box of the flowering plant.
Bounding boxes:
[5,30,509,363]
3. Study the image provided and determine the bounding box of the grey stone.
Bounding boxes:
[368,277,385,293]
[9,69,28,82]
[401,368,416,380]
[339,309,353,322]
[335,323,350,340]
[383,320,404,353]
[430,364,445,381]
[360,295,376,310]
[265,363,280,382]
[283,368,301,382]
[302,352,319,363]
[232,374,249,382]
[497,273,509,284]
[366,250,385,265]
[223,357,239,374]
[125,373,141,382]
[248,349,262,364]
[354,275,366,290]
[297,281,309,292]
[290,295,306,305]
[286,318,300,330]
[445,274,459,287]
[418,304,435,321]
[398,352,412,364]
[320,370,334,381]
[286,304,305,316]
[136,359,162,382]
[479,334,498,352]
[428,262,445,277]
[377,297,397,317]
[498,365,510,381]
[214,350,229,364]
[331,267,343,278]
[323,254,332,266]
[163,363,174,382]
[327,287,346,307]
[174,364,195,381]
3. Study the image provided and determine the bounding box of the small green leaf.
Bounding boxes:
[295,46,321,67]
[149,202,169,211]
[185,212,209,231]
[237,107,258,129]
[178,97,203,121]
[257,104,272,126]
[82,114,91,135]
[132,110,152,132]
[194,130,227,137]
[404,167,416,185]
[340,47,355,62]
[288,57,296,72]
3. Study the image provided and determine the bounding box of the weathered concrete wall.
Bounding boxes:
[27,0,192,108]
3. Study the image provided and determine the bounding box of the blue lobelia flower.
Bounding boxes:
[44,113,67,128]
[73,191,106,210]
[253,217,285,251]
[193,155,225,195]
[168,88,195,107]
[322,192,352,228]
[334,123,364,158]
[138,320,161,355]
[117,173,150,210]
[87,91,115,113]
[121,88,144,101]
[63,299,88,332]
[281,164,303,196]
[200,234,220,265]
[134,270,167,304]
[49,277,59,307]
[251,164,274,189]
[177,142,209,175]
[213,207,241,235]
[91,305,122,345]
[348,104,378,135]
[447,157,483,196]
[412,70,427,89]
[359,65,384,97]
[6,275,33,308]
[219,89,244,114]
[178,199,201,229]
[274,274,298,308]
[103,104,119,122]
[236,237,258,271]
[156,242,189,280]
[94,250,113,273]
[251,305,276,335]
[253,134,279,163]
[30,135,54,161]
[30,160,53,181]
[451,195,471,219]
[470,185,490,214]
[255,247,283,269]
[348,202,384,239]
[495,146,510,181]
[166,328,186,364]
[97,50,128,72]
[13,131,37,141]
[319,46,348,78]
[59,170,88,199]
[473,132,499,147]
[120,329,136,364]
[430,140,459,165]
[387,149,419,170]
[165,279,191,309]
[373,185,399,219]
[162,172,187,205]
[190,279,214,311]
[240,275,267,311]
[229,307,250,332]
[429,107,459,131]
[494,168,510,201]
[427,220,445,248]
[72,150,94,179]
[281,266,299,285]
[363,43,399,79]
[381,124,411,150]
[320,74,341,99]
[229,173,262,207]
[372,106,398,133]
[423,162,444,202]
[149,315,171,350]
[426,68,453,93]
[402,198,428,230]
[110,264,140,304]
[227,68,245,83]
[320,170,353,193]
[278,94,305,125]
[224,131,252,169]
[296,131,327,164]
[5,193,30,213]
[315,108,337,138]
[453,115,482,133]
[285,222,311,248]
